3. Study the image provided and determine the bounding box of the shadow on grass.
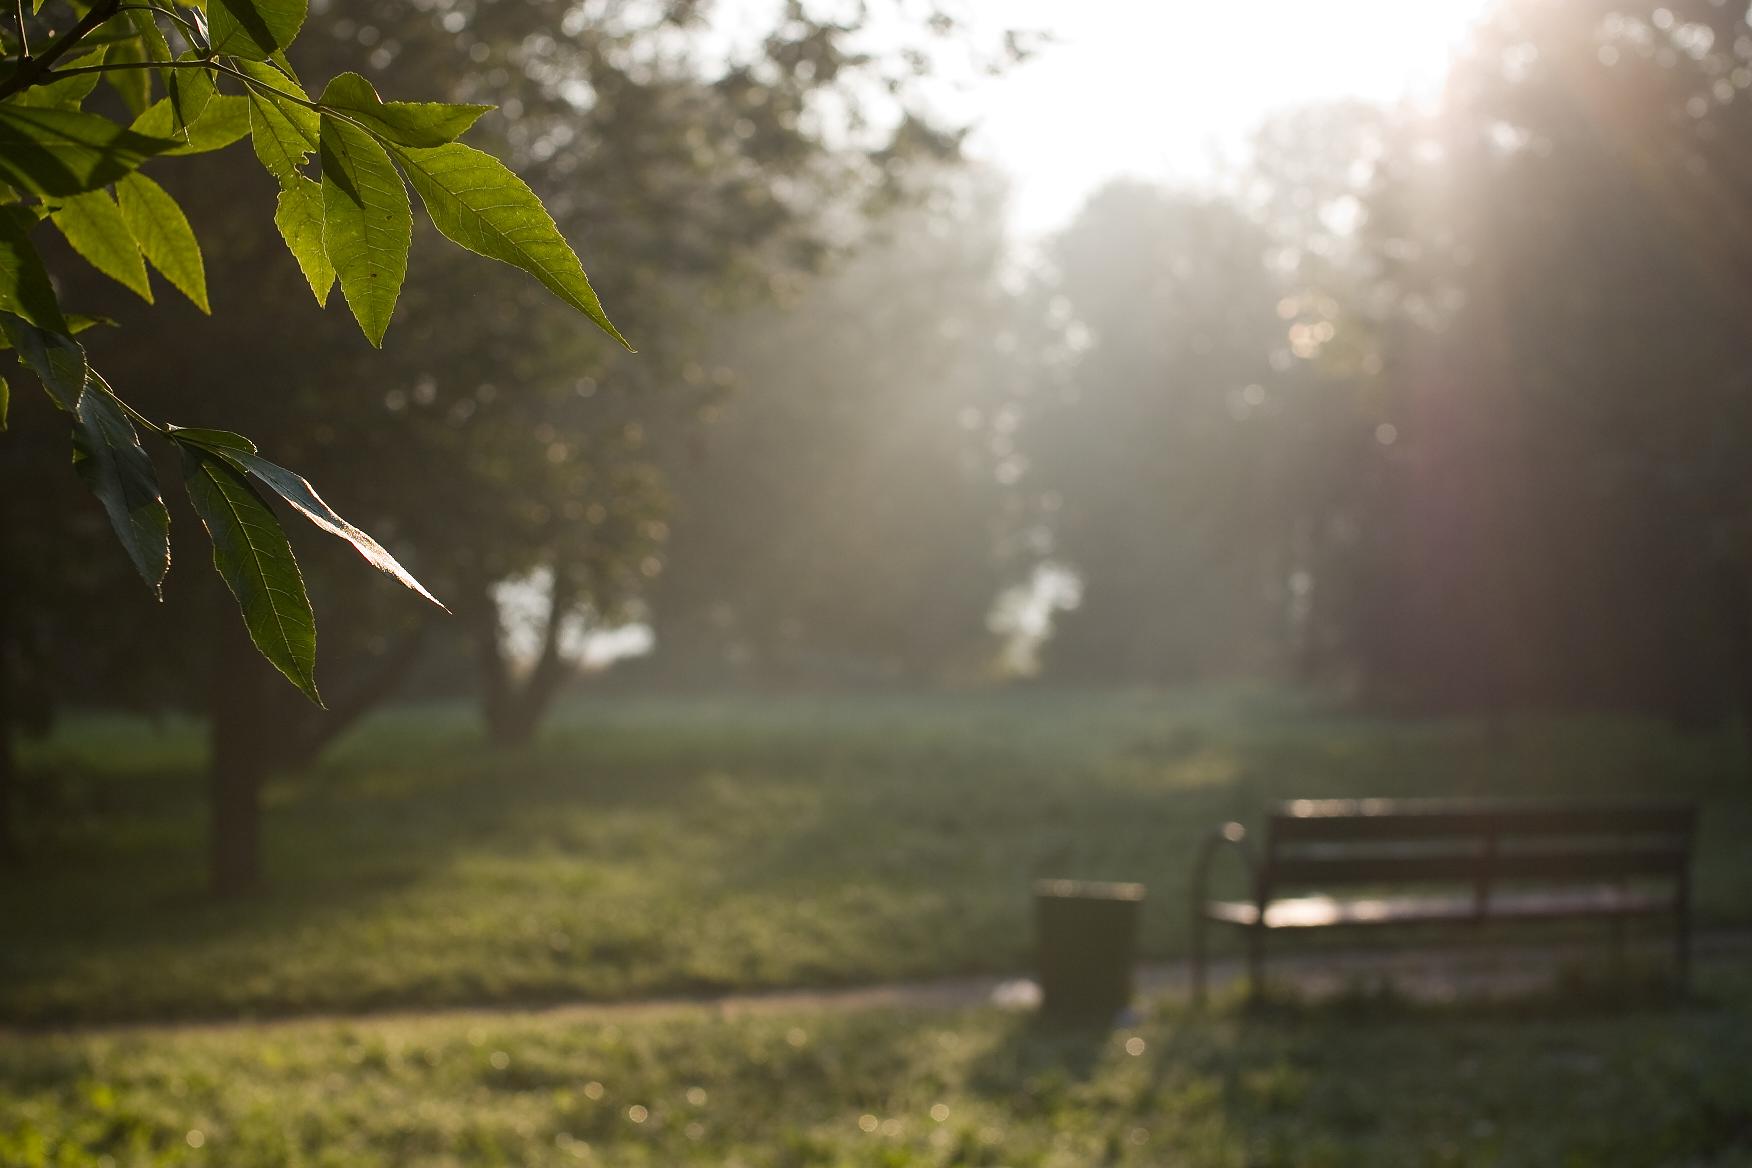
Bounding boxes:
[7,689,1752,1026]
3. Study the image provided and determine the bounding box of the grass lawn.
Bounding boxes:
[3,972,1751,1167]
[6,686,1752,1023]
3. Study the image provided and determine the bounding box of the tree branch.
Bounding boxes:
[0,0,122,100]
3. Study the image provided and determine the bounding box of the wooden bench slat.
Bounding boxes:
[1266,847,1690,886]
[1268,799,1697,841]
[1204,886,1679,929]
[1190,797,1699,1001]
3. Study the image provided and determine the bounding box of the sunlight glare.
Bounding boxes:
[962,0,1494,236]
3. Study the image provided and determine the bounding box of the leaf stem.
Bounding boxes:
[13,0,28,61]
[41,55,212,81]
[88,371,167,436]
[0,0,120,99]
[46,55,327,114]
[218,60,321,109]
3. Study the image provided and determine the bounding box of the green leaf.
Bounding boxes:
[164,425,256,453]
[0,313,111,350]
[317,72,491,148]
[174,434,444,608]
[68,20,153,48]
[182,4,211,53]
[169,65,216,136]
[181,445,322,704]
[11,49,105,109]
[320,113,410,347]
[0,105,177,198]
[0,314,86,411]
[127,8,174,63]
[132,94,251,155]
[117,172,209,313]
[103,38,154,118]
[52,189,153,303]
[390,142,631,349]
[238,59,318,184]
[73,376,171,595]
[208,0,307,61]
[274,174,332,304]
[0,376,8,430]
[0,207,69,332]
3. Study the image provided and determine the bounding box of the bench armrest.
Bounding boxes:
[1191,821,1262,910]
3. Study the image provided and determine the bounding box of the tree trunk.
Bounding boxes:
[476,570,577,749]
[208,611,275,896]
[278,618,433,772]
[0,632,15,869]
[0,509,17,867]
[1716,558,1752,785]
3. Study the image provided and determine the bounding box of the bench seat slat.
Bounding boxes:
[1203,886,1678,929]
[1268,800,1697,841]
[1267,848,1688,886]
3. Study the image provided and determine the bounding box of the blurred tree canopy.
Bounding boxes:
[1019,182,1290,683]
[0,0,1031,884]
[17,0,1752,888]
[1350,0,1752,718]
[0,0,633,864]
[639,169,1024,685]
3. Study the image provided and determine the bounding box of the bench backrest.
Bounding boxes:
[1259,798,1697,894]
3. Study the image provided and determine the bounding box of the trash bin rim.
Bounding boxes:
[1032,878,1146,901]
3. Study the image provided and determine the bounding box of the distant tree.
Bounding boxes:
[642,171,1025,684]
[2,0,1028,882]
[1022,181,1291,682]
[0,0,628,864]
[1352,0,1752,719]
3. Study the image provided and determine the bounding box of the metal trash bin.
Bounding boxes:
[1033,878,1145,1020]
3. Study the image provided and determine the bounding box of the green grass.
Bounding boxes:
[4,972,1752,1167]
[7,686,1752,1024]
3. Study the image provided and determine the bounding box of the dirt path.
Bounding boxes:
[12,930,1749,1040]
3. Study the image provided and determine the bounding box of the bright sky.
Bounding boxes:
[953,0,1491,237]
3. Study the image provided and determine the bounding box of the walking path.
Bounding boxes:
[15,930,1750,1039]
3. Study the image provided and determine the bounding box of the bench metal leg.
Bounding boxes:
[1190,912,1207,1004]
[1247,924,1264,1002]
[1676,873,1692,992]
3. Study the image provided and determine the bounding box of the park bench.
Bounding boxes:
[1189,798,1698,999]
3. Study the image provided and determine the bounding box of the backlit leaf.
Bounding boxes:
[0,105,177,198]
[117,172,209,313]
[238,59,318,185]
[320,113,410,346]
[132,94,251,155]
[177,435,444,608]
[169,65,216,136]
[390,141,631,349]
[52,189,152,302]
[126,8,173,63]
[208,0,308,61]
[10,50,104,109]
[273,174,332,304]
[103,38,153,118]
[317,72,491,148]
[0,207,69,331]
[181,445,322,704]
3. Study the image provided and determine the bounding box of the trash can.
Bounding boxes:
[1033,879,1145,1020]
